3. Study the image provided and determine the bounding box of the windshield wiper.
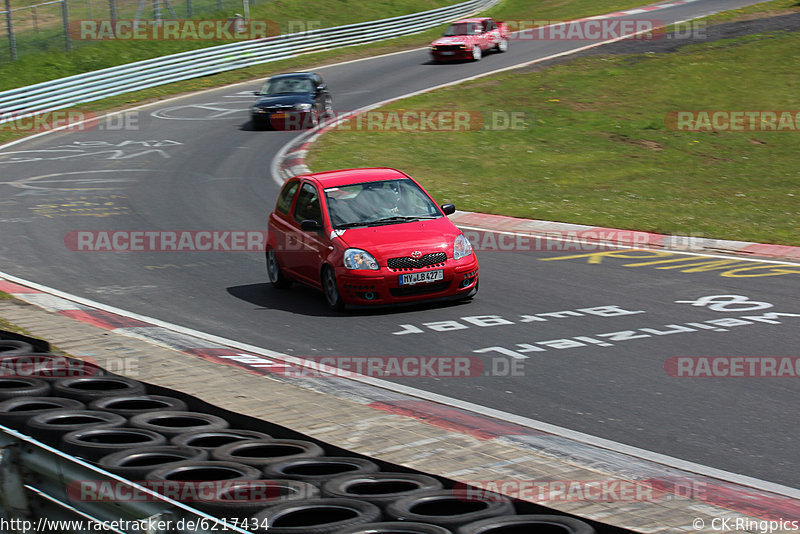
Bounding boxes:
[366,216,437,226]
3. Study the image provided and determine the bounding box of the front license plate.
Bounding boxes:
[399,270,444,285]
[440,51,454,56]
[271,113,287,119]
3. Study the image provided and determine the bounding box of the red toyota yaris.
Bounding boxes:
[266,168,479,310]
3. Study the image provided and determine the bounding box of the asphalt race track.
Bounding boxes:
[1,0,798,491]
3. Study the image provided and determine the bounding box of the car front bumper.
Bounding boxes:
[335,256,479,306]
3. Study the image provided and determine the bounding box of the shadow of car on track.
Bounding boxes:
[227,282,475,318]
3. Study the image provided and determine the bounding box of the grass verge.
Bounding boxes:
[307,6,800,246]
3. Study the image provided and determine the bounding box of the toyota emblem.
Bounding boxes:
[411,250,423,259]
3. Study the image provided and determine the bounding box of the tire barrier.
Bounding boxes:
[456,514,597,534]
[52,376,146,402]
[0,376,50,400]
[339,522,454,534]
[251,497,383,534]
[322,472,445,509]
[0,337,613,534]
[261,456,380,484]
[24,409,127,445]
[0,396,85,429]
[128,410,230,437]
[170,428,273,450]
[88,394,189,416]
[385,489,516,529]
[61,427,168,460]
[96,445,209,480]
[211,438,326,467]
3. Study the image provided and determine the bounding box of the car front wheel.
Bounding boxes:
[322,266,344,311]
[266,249,291,289]
[472,45,482,61]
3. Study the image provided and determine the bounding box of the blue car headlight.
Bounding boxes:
[344,248,379,270]
[294,103,313,111]
[453,233,473,260]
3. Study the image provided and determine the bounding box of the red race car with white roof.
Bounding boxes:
[429,17,509,62]
[266,168,479,310]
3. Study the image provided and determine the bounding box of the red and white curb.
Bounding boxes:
[1,272,799,525]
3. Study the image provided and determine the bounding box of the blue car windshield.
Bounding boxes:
[325,178,442,228]
[262,78,314,94]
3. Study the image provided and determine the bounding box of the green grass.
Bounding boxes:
[308,26,800,245]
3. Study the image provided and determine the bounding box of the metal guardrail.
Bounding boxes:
[0,0,498,125]
[0,425,250,534]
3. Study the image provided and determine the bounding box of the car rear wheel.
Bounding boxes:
[267,249,292,289]
[495,39,508,53]
[472,46,482,61]
[322,266,344,311]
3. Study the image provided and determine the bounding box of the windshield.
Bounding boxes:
[261,78,314,95]
[444,22,479,36]
[325,178,442,229]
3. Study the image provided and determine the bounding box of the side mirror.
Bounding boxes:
[440,203,456,215]
[253,91,261,96]
[316,84,327,92]
[300,220,322,232]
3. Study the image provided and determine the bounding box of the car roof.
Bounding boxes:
[268,72,317,80]
[300,168,411,188]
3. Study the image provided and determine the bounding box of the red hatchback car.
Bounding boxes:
[267,168,479,310]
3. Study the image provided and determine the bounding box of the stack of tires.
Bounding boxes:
[0,341,600,534]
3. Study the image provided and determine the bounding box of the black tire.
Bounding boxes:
[97,445,209,480]
[129,410,229,437]
[61,427,167,460]
[262,456,379,484]
[471,46,482,61]
[89,395,188,417]
[267,248,292,289]
[322,266,344,311]
[0,377,50,400]
[493,39,508,53]
[145,460,263,508]
[0,396,85,429]
[0,340,34,355]
[456,515,596,534]
[194,479,319,519]
[385,489,514,529]
[339,522,454,534]
[24,409,126,445]
[322,472,444,509]
[171,429,272,451]
[250,497,382,534]
[0,353,103,381]
[212,439,325,467]
[52,376,145,402]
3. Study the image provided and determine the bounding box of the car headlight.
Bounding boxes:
[294,103,313,111]
[344,248,379,270]
[252,106,265,113]
[453,233,473,260]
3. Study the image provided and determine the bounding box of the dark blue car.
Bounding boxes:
[251,72,333,130]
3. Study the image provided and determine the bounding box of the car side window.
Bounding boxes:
[275,180,300,215]
[294,183,321,224]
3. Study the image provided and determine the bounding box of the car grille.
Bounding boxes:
[390,281,450,297]
[433,45,465,52]
[387,252,447,271]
